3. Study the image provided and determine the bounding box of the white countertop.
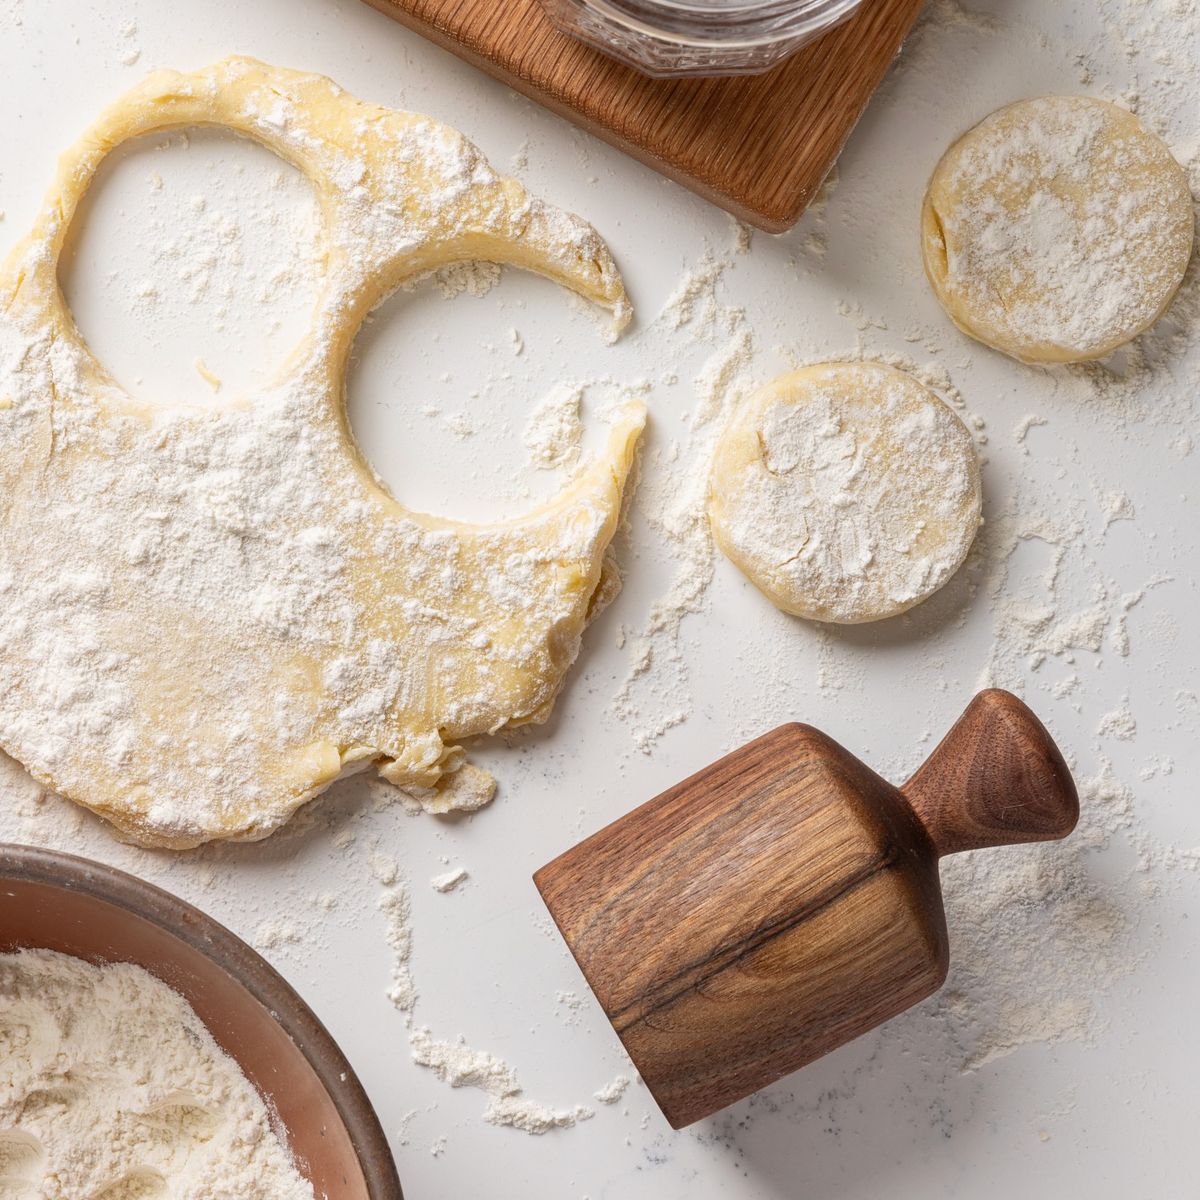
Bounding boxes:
[2,0,1198,1196]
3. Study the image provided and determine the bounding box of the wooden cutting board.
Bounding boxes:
[359,0,926,232]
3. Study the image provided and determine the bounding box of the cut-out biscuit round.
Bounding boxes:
[923,96,1194,364]
[0,58,644,847]
[708,363,982,624]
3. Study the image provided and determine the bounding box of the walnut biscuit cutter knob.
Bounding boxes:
[534,689,1079,1128]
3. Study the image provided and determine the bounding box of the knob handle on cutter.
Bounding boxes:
[901,689,1079,858]
[534,688,1079,1129]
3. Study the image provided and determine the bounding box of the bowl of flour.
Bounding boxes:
[0,843,401,1199]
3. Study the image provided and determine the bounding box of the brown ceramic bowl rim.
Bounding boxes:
[0,841,402,1199]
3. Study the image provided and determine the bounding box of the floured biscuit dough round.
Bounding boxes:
[922,96,1194,364]
[708,363,982,624]
[0,58,644,847]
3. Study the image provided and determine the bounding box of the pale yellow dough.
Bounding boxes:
[708,364,982,624]
[0,59,644,847]
[923,96,1194,364]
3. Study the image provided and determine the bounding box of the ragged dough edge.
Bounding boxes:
[6,408,644,851]
[73,409,641,848]
[921,96,1194,365]
[370,409,644,809]
[0,58,644,848]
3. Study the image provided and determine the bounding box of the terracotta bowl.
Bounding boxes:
[0,842,402,1199]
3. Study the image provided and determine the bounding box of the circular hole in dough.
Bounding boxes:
[0,59,642,846]
[922,96,1194,364]
[60,129,321,408]
[347,268,620,524]
[707,363,982,625]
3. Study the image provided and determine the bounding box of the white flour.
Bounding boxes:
[522,381,585,469]
[409,1028,594,1134]
[429,865,468,891]
[375,867,606,1135]
[611,250,756,751]
[0,948,313,1200]
[1097,702,1137,740]
[593,1076,630,1105]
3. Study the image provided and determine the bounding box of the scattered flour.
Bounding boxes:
[1100,492,1136,529]
[430,865,468,892]
[594,1075,631,1105]
[611,249,756,751]
[1097,703,1137,740]
[379,882,416,1014]
[523,382,585,469]
[444,411,475,439]
[1014,413,1047,451]
[409,1028,593,1134]
[377,871,606,1135]
[252,917,302,951]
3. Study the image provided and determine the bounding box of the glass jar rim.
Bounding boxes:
[578,0,863,47]
[625,0,851,10]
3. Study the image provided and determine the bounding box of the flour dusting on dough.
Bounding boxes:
[707,363,982,624]
[923,96,1194,362]
[0,58,643,846]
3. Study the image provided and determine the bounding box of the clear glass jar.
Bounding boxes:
[540,0,864,77]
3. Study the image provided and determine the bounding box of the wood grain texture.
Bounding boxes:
[902,689,1079,857]
[534,690,1077,1127]
[358,0,927,231]
[535,723,949,1128]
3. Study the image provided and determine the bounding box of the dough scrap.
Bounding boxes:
[922,96,1194,364]
[707,363,982,624]
[0,58,644,847]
